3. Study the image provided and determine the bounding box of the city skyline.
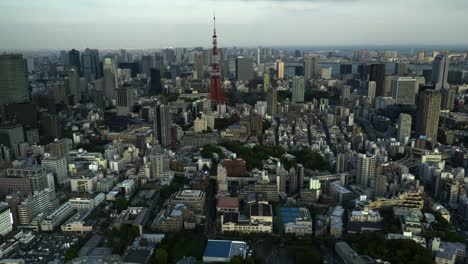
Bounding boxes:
[1,0,468,49]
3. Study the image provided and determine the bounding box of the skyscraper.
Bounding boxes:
[367,81,376,101]
[369,64,386,97]
[81,48,99,82]
[0,54,30,107]
[304,55,319,80]
[194,52,204,80]
[356,153,376,187]
[292,76,305,103]
[432,54,450,90]
[391,77,416,105]
[441,88,455,111]
[103,58,116,100]
[394,62,408,77]
[150,68,162,95]
[153,103,172,147]
[340,64,352,75]
[397,113,412,144]
[276,60,285,80]
[267,88,278,117]
[68,68,81,104]
[263,73,270,92]
[416,90,441,141]
[116,87,137,116]
[68,49,81,75]
[49,138,70,159]
[235,56,253,82]
[141,55,153,77]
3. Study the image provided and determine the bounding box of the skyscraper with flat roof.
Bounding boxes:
[103,58,116,99]
[397,113,412,144]
[391,77,416,105]
[432,54,450,90]
[154,103,172,147]
[304,55,319,80]
[0,54,30,108]
[356,153,376,187]
[81,48,99,81]
[68,49,81,75]
[292,76,305,103]
[235,56,253,82]
[370,64,386,97]
[416,89,441,141]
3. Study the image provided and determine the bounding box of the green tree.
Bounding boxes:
[154,248,169,264]
[64,247,79,261]
[229,256,244,264]
[115,197,129,212]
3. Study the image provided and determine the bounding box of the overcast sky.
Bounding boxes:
[1,0,468,49]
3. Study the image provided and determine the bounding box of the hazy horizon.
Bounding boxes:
[1,0,468,49]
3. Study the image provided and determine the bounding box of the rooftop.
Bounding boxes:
[217,197,239,209]
[203,240,247,260]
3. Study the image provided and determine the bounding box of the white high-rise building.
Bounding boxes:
[292,76,305,103]
[42,156,69,186]
[397,113,412,145]
[356,153,376,187]
[0,203,13,236]
[194,116,208,133]
[217,164,228,193]
[367,81,376,100]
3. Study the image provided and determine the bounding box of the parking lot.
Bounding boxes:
[10,233,83,263]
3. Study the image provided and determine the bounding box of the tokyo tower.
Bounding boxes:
[209,15,226,104]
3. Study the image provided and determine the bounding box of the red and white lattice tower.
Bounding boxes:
[209,15,226,104]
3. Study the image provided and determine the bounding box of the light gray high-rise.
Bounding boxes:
[103,58,116,99]
[416,89,441,141]
[356,153,376,187]
[292,76,305,103]
[0,54,30,107]
[432,54,450,90]
[235,56,253,82]
[397,113,412,144]
[391,77,416,105]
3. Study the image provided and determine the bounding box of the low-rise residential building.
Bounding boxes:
[283,208,313,236]
[216,197,239,213]
[0,203,13,237]
[112,207,150,235]
[221,202,273,234]
[350,208,382,222]
[430,238,466,264]
[203,240,248,263]
[61,211,93,233]
[167,190,206,214]
[152,204,187,232]
[387,232,427,248]
[335,241,367,264]
[330,206,344,238]
[400,213,422,235]
[40,202,75,231]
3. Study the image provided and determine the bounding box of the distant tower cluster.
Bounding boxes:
[209,16,226,104]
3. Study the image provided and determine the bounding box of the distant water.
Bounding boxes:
[319,62,467,76]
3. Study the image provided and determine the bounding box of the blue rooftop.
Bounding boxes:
[279,207,300,224]
[203,240,232,258]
